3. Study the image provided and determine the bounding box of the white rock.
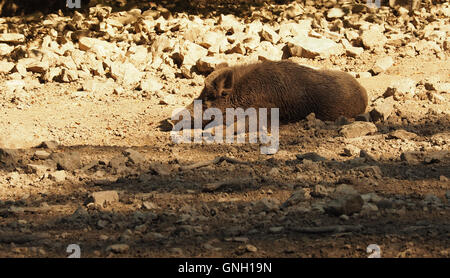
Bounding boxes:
[327,8,345,19]
[342,39,364,57]
[219,14,244,34]
[196,56,226,74]
[383,78,416,100]
[178,41,208,67]
[0,43,14,55]
[372,56,394,74]
[110,62,143,88]
[260,25,280,44]
[361,28,387,49]
[288,37,343,59]
[0,61,15,73]
[49,171,67,183]
[253,41,283,61]
[140,76,163,93]
[0,33,25,43]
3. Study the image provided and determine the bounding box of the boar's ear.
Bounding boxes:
[220,69,233,90]
[215,62,229,70]
[212,69,234,97]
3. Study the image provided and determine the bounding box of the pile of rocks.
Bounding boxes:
[0,1,448,106]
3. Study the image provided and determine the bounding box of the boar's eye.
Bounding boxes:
[206,89,217,101]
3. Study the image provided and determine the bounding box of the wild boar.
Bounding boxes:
[189,59,368,124]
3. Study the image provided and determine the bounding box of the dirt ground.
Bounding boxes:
[0,0,449,258]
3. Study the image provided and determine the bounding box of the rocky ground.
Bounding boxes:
[0,0,449,258]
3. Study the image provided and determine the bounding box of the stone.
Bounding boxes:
[123,148,145,165]
[345,30,360,42]
[106,244,129,254]
[246,244,258,253]
[49,171,67,183]
[196,31,228,53]
[343,145,361,157]
[142,201,158,210]
[413,40,441,55]
[50,152,82,171]
[281,189,310,208]
[424,79,450,94]
[110,61,143,88]
[183,25,203,43]
[287,37,343,59]
[361,203,379,214]
[0,33,25,44]
[423,151,449,164]
[254,198,279,212]
[361,28,387,50]
[370,98,394,122]
[177,41,208,67]
[34,150,50,160]
[383,78,416,100]
[5,79,25,92]
[311,184,331,198]
[247,20,263,35]
[219,14,244,34]
[400,152,421,164]
[423,194,442,207]
[357,72,372,78]
[140,76,163,93]
[78,37,120,57]
[26,61,49,74]
[339,122,377,138]
[151,35,174,55]
[26,164,50,175]
[361,193,383,203]
[269,227,284,233]
[278,20,311,39]
[0,44,14,55]
[376,199,393,209]
[108,155,128,174]
[127,45,150,70]
[341,39,364,57]
[253,41,283,61]
[38,141,59,149]
[44,67,62,82]
[355,165,382,177]
[389,129,417,140]
[60,69,79,83]
[428,92,445,104]
[325,184,363,216]
[92,190,119,207]
[227,42,246,55]
[159,94,177,105]
[70,206,89,220]
[327,8,345,19]
[0,61,15,73]
[372,56,394,74]
[149,162,171,176]
[82,79,114,95]
[260,25,280,44]
[196,57,225,74]
[0,148,20,168]
[296,152,326,162]
[326,194,363,216]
